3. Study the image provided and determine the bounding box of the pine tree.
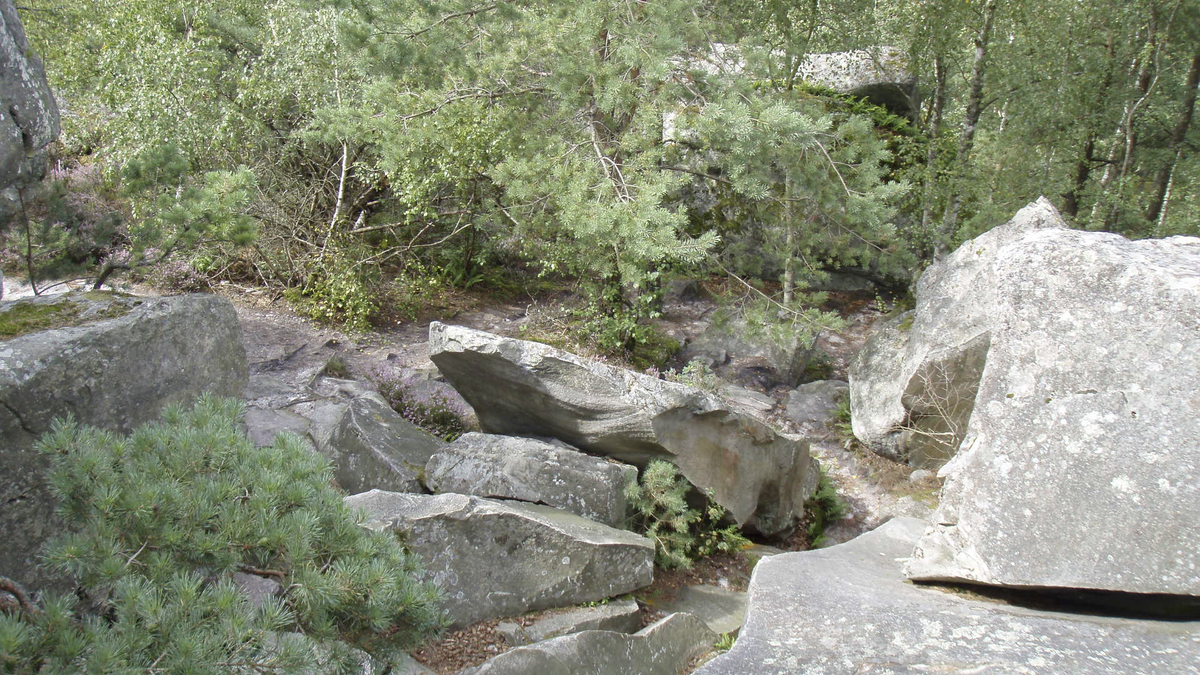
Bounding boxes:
[0,395,444,674]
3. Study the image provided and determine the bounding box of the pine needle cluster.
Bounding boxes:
[624,460,749,569]
[0,395,444,674]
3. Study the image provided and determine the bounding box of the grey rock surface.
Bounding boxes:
[428,323,819,536]
[497,598,642,647]
[849,198,1200,595]
[0,1,59,197]
[314,394,443,495]
[849,198,1063,467]
[698,518,1200,675]
[0,292,246,591]
[346,490,654,627]
[463,612,717,675]
[785,379,849,433]
[797,47,919,116]
[425,433,636,527]
[657,585,747,636]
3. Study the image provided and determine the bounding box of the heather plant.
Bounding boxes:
[0,395,445,674]
[369,366,471,441]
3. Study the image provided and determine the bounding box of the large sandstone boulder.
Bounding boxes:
[0,292,247,590]
[0,1,60,205]
[463,612,717,675]
[428,323,819,537]
[698,518,1200,675]
[311,393,444,495]
[346,490,655,627]
[850,197,1200,597]
[425,433,636,527]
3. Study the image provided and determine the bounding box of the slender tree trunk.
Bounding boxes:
[919,54,947,239]
[1146,45,1200,224]
[936,0,997,258]
[1060,136,1095,218]
[1092,17,1159,224]
[782,176,795,306]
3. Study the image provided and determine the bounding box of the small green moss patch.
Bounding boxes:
[0,302,84,339]
[0,295,134,340]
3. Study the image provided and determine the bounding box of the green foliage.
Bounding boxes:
[625,460,750,570]
[805,470,848,548]
[713,632,737,652]
[1,396,445,673]
[830,392,855,447]
[285,255,378,331]
[665,358,724,394]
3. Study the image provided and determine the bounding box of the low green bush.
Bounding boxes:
[0,395,445,674]
[625,460,750,569]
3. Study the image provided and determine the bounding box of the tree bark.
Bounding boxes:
[936,0,997,258]
[1145,45,1200,225]
[919,54,947,239]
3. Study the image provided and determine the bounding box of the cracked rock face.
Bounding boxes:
[851,198,1200,596]
[427,323,819,537]
[346,490,654,627]
[0,292,247,592]
[698,518,1200,675]
[1,1,60,201]
[425,433,636,528]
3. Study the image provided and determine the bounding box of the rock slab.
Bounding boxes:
[428,323,819,536]
[656,585,747,636]
[698,518,1200,675]
[463,612,717,675]
[497,598,642,647]
[0,292,247,591]
[315,394,444,495]
[346,490,654,627]
[425,433,636,527]
[849,198,1200,596]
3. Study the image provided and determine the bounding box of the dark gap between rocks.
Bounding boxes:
[916,580,1200,621]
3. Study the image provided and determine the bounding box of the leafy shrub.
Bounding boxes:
[830,392,856,448]
[369,367,471,441]
[286,259,378,331]
[625,460,750,569]
[0,396,445,673]
[662,358,724,393]
[805,470,848,548]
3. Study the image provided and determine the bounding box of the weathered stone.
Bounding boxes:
[428,323,819,536]
[684,315,814,388]
[392,653,436,675]
[0,1,59,199]
[849,198,1064,467]
[242,407,313,449]
[313,394,444,495]
[425,433,636,527]
[785,379,849,433]
[497,598,642,647]
[463,612,717,675]
[346,490,654,627]
[698,518,1200,675]
[231,571,281,609]
[657,585,747,636]
[796,47,919,117]
[849,198,1200,596]
[0,292,246,591]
